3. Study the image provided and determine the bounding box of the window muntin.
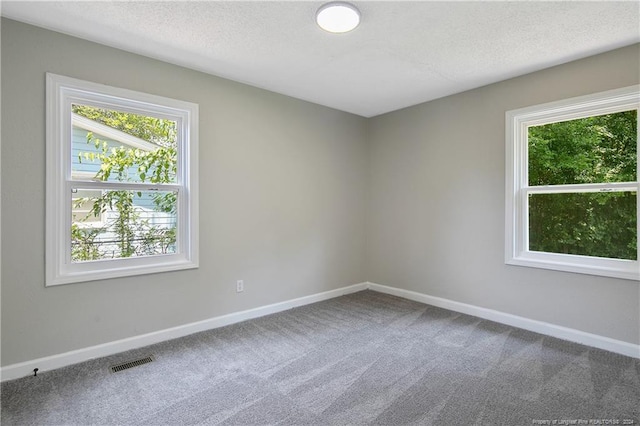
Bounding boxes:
[505,86,639,281]
[46,73,198,286]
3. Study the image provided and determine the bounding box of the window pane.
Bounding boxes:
[71,189,177,262]
[71,104,177,184]
[529,192,637,260]
[72,188,106,223]
[528,110,637,186]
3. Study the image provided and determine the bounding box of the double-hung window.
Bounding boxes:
[46,74,199,285]
[506,86,639,280]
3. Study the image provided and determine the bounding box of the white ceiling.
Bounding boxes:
[2,1,639,117]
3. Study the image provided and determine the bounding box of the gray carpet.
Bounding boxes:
[2,290,639,425]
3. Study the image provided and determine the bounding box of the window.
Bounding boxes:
[46,73,198,285]
[506,86,639,281]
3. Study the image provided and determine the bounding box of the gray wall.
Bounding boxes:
[1,19,368,366]
[367,44,640,344]
[2,19,639,367]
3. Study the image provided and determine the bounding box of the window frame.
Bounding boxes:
[46,73,199,286]
[505,85,639,281]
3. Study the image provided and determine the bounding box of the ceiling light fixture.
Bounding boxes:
[316,2,360,34]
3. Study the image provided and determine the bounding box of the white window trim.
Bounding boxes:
[505,85,639,281]
[46,73,199,286]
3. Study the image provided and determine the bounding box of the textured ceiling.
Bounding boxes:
[2,1,639,117]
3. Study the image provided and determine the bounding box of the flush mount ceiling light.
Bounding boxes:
[316,2,360,34]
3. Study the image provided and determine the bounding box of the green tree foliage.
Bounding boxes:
[72,105,176,148]
[528,110,637,260]
[71,105,178,261]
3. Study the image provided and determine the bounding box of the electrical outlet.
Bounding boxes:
[236,280,244,293]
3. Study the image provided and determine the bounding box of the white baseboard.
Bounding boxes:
[367,282,640,359]
[0,282,368,382]
[3,281,637,382]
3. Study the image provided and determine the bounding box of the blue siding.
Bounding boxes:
[72,126,114,176]
[72,126,149,184]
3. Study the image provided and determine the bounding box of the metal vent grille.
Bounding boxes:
[110,356,154,373]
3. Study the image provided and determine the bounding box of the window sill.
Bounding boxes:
[47,254,198,286]
[506,253,639,281]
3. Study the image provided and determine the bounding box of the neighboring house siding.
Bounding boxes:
[72,126,106,176]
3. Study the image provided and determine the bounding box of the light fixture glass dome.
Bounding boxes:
[316,2,360,34]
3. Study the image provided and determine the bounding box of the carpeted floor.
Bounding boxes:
[1,290,639,425]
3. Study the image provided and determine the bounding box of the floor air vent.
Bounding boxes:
[110,356,154,373]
